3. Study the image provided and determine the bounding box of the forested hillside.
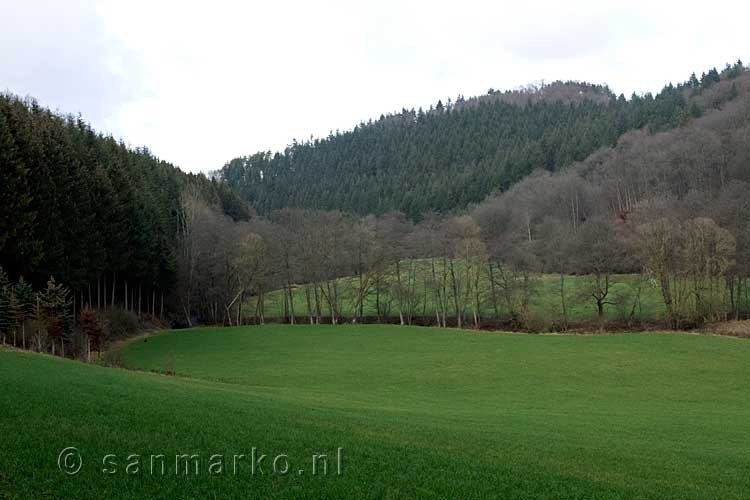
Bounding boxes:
[196,62,749,331]
[219,69,739,216]
[0,93,251,296]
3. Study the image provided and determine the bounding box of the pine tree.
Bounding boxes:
[712,67,721,81]
[30,293,47,352]
[8,288,20,347]
[13,276,33,349]
[689,72,700,89]
[0,267,10,344]
[41,276,72,357]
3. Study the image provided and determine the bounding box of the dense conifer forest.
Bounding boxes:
[219,77,710,216]
[0,93,251,294]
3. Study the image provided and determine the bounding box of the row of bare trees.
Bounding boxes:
[172,198,747,330]
[176,189,270,327]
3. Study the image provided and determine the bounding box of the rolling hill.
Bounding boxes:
[219,64,745,217]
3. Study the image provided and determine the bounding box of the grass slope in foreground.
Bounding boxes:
[1,326,749,499]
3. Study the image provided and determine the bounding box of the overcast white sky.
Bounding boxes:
[2,0,748,173]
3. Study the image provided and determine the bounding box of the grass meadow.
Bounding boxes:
[249,271,670,323]
[2,324,750,499]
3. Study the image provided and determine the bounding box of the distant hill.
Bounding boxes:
[218,67,740,217]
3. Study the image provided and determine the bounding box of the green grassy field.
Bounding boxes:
[2,325,750,499]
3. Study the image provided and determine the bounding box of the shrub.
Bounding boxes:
[102,308,140,342]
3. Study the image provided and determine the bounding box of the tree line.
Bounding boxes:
[0,92,251,319]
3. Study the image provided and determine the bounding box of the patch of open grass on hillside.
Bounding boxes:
[2,326,749,499]
[247,269,671,322]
